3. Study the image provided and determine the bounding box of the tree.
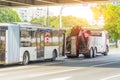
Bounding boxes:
[91,4,106,21]
[62,16,89,28]
[31,16,89,34]
[31,17,43,25]
[0,8,21,22]
[23,20,28,22]
[31,16,88,27]
[91,3,120,47]
[104,4,120,47]
[31,16,60,27]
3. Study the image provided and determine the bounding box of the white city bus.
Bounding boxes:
[0,23,65,65]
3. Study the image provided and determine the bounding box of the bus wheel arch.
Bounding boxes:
[22,51,30,65]
[51,49,57,61]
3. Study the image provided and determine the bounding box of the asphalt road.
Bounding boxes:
[0,48,120,80]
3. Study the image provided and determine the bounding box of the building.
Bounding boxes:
[13,7,48,21]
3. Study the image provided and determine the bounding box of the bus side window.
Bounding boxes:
[52,30,59,46]
[20,28,31,47]
[31,30,36,47]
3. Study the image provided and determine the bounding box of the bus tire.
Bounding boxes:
[22,52,29,65]
[51,50,57,61]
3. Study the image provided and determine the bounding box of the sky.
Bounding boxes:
[49,4,94,21]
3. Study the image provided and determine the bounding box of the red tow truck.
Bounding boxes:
[66,26,109,58]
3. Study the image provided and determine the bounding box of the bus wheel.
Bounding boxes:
[22,52,29,65]
[51,50,57,61]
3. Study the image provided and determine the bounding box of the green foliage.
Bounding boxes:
[0,8,21,22]
[31,16,89,34]
[31,16,88,28]
[104,4,120,42]
[91,3,120,46]
[31,17,45,25]
[62,16,88,28]
[31,16,59,27]
[91,4,107,21]
[23,20,28,22]
[49,16,59,27]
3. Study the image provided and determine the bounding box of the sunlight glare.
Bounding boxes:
[62,5,93,21]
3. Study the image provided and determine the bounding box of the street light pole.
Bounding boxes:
[47,6,49,27]
[44,7,47,26]
[60,6,64,28]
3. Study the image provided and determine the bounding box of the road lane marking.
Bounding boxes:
[0,61,119,80]
[0,66,38,72]
[0,60,118,72]
[100,74,120,80]
[91,61,119,67]
[49,76,72,80]
[0,62,63,72]
[25,61,119,79]
[23,68,80,78]
[0,68,82,80]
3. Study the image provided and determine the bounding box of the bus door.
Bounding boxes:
[0,26,8,63]
[36,30,44,58]
[59,30,66,56]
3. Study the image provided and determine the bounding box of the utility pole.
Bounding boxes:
[60,6,64,28]
[44,6,49,27]
[47,6,49,27]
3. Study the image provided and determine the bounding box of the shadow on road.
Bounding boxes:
[0,59,64,69]
[34,54,120,69]
[0,49,120,69]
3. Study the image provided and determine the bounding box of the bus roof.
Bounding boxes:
[0,22,65,31]
[0,23,13,26]
[18,23,65,31]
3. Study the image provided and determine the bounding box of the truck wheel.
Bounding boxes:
[84,54,89,58]
[88,48,94,58]
[103,52,108,56]
[93,48,97,58]
[106,45,109,53]
[103,51,108,56]
[103,45,109,56]
[67,55,72,58]
[67,55,79,58]
[75,54,79,58]
[22,52,29,65]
